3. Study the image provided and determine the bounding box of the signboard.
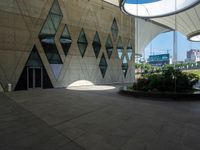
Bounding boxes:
[148,54,170,66]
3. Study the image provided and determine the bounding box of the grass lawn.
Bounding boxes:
[184,70,200,77]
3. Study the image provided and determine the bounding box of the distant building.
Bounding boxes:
[135,53,146,64]
[148,54,170,66]
[186,49,200,62]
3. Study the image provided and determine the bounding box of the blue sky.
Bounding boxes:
[144,31,200,61]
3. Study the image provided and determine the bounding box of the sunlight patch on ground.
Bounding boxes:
[67,85,116,91]
[67,80,116,91]
[67,80,94,87]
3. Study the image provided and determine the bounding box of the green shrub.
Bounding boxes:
[133,66,199,92]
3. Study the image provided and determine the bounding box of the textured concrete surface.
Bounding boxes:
[1,86,200,150]
[0,0,134,90]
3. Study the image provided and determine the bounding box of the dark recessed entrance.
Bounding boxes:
[28,67,42,89]
[15,46,53,91]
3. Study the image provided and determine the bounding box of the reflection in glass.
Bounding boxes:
[26,46,43,67]
[77,28,88,57]
[60,25,72,56]
[39,0,63,64]
[111,18,119,41]
[92,31,101,58]
[105,34,113,59]
[127,40,133,60]
[122,56,128,77]
[117,37,124,59]
[99,53,108,78]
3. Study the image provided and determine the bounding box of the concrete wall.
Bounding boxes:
[0,0,135,90]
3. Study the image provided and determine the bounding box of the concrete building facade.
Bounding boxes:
[186,49,200,62]
[0,0,135,91]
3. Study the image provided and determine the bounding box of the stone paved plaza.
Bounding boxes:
[1,85,200,150]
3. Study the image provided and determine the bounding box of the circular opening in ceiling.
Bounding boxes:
[188,32,200,42]
[120,0,200,18]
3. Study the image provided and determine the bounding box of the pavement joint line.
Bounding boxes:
[2,88,200,150]
[53,128,87,150]
[2,95,77,143]
[4,93,88,150]
[53,104,111,127]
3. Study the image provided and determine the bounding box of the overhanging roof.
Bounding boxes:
[151,3,200,39]
[104,0,200,51]
[135,18,171,54]
[120,0,200,18]
[106,0,200,39]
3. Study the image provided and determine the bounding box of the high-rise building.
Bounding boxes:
[186,49,200,62]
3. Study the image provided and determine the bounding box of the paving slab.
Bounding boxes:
[0,93,84,150]
[3,85,200,150]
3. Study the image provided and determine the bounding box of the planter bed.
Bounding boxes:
[119,86,200,100]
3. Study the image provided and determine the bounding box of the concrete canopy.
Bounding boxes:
[135,18,171,55]
[152,3,200,41]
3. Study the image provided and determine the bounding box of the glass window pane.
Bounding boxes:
[105,34,113,59]
[99,53,108,78]
[92,31,101,58]
[111,18,119,41]
[60,25,72,56]
[77,29,88,57]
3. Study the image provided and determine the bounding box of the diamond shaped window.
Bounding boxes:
[99,53,108,78]
[77,28,88,57]
[111,18,118,42]
[127,40,133,60]
[122,56,128,77]
[50,0,62,15]
[60,25,72,56]
[92,31,101,58]
[105,34,113,59]
[117,37,124,59]
[39,0,63,64]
